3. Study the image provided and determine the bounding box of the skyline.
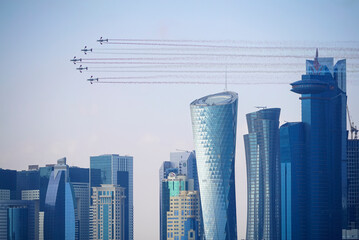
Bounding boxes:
[1,1,359,239]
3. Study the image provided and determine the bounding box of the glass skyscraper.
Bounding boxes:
[280,122,306,240]
[44,158,76,240]
[347,139,359,230]
[281,51,346,239]
[190,91,238,240]
[90,154,133,240]
[244,108,281,240]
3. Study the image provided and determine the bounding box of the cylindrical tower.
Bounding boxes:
[190,91,238,240]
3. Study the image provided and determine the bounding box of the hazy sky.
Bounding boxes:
[1,1,359,239]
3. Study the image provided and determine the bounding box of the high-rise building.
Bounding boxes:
[69,167,90,240]
[190,91,238,240]
[16,166,40,200]
[244,108,281,240]
[161,173,191,240]
[347,139,359,230]
[280,122,306,240]
[90,154,134,240]
[44,158,77,240]
[159,151,199,240]
[281,51,346,239]
[166,190,201,240]
[91,184,126,240]
[0,200,39,240]
[0,169,17,200]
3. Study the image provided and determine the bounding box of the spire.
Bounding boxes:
[316,48,318,59]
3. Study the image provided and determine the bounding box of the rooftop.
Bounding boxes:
[190,91,238,107]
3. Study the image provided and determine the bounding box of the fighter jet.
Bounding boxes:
[76,65,88,73]
[87,76,99,84]
[70,56,82,64]
[97,37,108,45]
[81,46,92,54]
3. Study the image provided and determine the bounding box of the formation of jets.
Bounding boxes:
[71,37,109,83]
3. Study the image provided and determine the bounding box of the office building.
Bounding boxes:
[347,139,359,231]
[167,190,201,240]
[190,91,238,240]
[161,173,191,240]
[44,158,76,240]
[90,154,133,240]
[91,184,126,240]
[244,108,281,240]
[0,200,39,240]
[280,122,306,240]
[159,151,199,240]
[16,167,40,200]
[69,167,90,240]
[281,51,346,239]
[0,169,17,200]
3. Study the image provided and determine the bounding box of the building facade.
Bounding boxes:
[91,184,126,240]
[244,108,281,240]
[347,139,359,231]
[0,200,39,240]
[281,51,347,239]
[69,167,90,240]
[280,122,306,240]
[90,154,133,240]
[0,169,17,200]
[190,91,238,240]
[166,190,201,240]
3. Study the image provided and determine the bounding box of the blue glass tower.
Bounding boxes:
[282,51,347,239]
[280,122,306,240]
[7,207,28,240]
[244,108,281,240]
[44,158,76,240]
[190,91,238,240]
[90,154,133,240]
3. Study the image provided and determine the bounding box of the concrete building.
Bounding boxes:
[91,184,126,240]
[90,154,133,240]
[166,190,201,240]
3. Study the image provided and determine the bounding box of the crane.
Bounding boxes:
[347,105,358,139]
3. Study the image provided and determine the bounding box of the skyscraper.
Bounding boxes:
[0,169,17,200]
[0,200,39,240]
[69,167,90,240]
[44,158,77,240]
[166,190,201,240]
[244,108,281,240]
[159,151,199,240]
[347,139,359,230]
[280,122,306,240]
[90,154,133,240]
[190,91,238,240]
[281,51,346,239]
[91,184,126,240]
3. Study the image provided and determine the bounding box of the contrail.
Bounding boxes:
[103,41,359,52]
[94,81,289,85]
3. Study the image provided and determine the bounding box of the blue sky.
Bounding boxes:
[1,1,359,239]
